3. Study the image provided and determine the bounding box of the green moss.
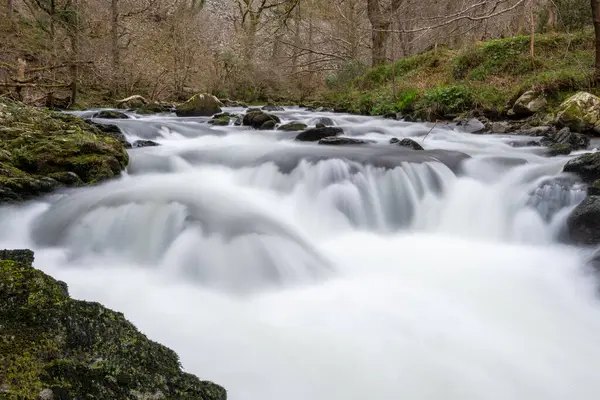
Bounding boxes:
[277,123,308,131]
[0,250,226,400]
[0,99,128,202]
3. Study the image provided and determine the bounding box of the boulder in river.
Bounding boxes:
[555,91,600,133]
[208,113,232,126]
[0,249,227,399]
[457,118,486,134]
[563,153,600,184]
[84,119,131,149]
[397,138,424,151]
[313,117,335,127]
[115,95,148,110]
[295,127,344,142]
[566,194,600,245]
[278,122,308,131]
[0,99,129,203]
[262,105,285,112]
[318,137,369,146]
[511,91,547,118]
[547,143,572,156]
[92,110,130,119]
[242,110,280,129]
[132,140,160,148]
[176,93,223,117]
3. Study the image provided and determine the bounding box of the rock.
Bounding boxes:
[397,138,424,150]
[132,140,160,148]
[135,103,174,114]
[518,125,555,137]
[555,91,600,133]
[566,195,600,245]
[313,117,335,127]
[92,110,130,119]
[0,99,129,203]
[242,111,280,129]
[541,127,590,150]
[0,249,227,400]
[277,123,308,131]
[208,114,232,126]
[295,127,344,142]
[383,113,398,120]
[512,91,547,117]
[84,119,131,149]
[563,152,600,184]
[318,137,368,145]
[175,93,223,117]
[390,138,400,144]
[316,123,326,129]
[116,95,148,110]
[589,179,600,196]
[259,120,277,130]
[457,118,486,134]
[490,121,513,134]
[262,105,285,112]
[547,143,572,156]
[220,99,247,108]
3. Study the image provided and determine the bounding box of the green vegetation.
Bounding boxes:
[0,249,226,399]
[0,98,129,202]
[321,30,596,120]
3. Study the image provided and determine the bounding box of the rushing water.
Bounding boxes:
[2,107,600,399]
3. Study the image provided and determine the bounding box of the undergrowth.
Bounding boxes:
[321,29,596,119]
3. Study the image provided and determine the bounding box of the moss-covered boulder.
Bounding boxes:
[277,123,307,132]
[242,111,280,129]
[0,249,226,400]
[208,113,232,126]
[0,99,129,202]
[176,94,223,117]
[555,92,600,133]
[511,91,547,118]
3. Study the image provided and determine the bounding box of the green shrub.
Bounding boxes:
[417,86,473,118]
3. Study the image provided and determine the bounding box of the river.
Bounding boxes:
[2,107,600,399]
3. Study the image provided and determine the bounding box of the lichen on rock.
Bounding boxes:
[0,249,227,400]
[555,92,600,133]
[0,99,129,203]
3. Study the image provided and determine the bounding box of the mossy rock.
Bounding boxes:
[0,249,227,400]
[547,143,572,156]
[555,92,600,133]
[242,111,280,129]
[0,99,129,203]
[277,123,308,132]
[176,94,223,117]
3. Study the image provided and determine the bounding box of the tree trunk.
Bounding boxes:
[593,0,600,79]
[111,0,120,92]
[367,0,387,67]
[7,0,13,17]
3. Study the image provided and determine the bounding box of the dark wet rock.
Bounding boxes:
[243,111,280,129]
[132,140,160,148]
[47,171,83,186]
[313,117,335,127]
[278,122,308,131]
[518,125,555,137]
[589,179,600,196]
[135,103,174,114]
[0,249,227,400]
[295,127,344,142]
[566,195,600,245]
[457,118,486,134]
[259,120,277,130]
[318,137,369,146]
[0,99,129,203]
[262,105,285,112]
[563,153,600,184]
[541,127,589,150]
[390,138,400,144]
[383,113,399,120]
[208,113,232,126]
[84,119,131,149]
[397,138,424,151]
[547,143,572,156]
[175,93,223,117]
[92,110,130,119]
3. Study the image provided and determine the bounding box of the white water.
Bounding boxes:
[3,108,600,399]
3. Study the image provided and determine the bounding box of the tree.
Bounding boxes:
[367,0,403,66]
[593,0,600,78]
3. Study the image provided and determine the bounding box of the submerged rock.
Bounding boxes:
[132,140,160,148]
[0,249,227,400]
[176,93,223,117]
[457,118,486,134]
[0,99,129,203]
[318,137,368,145]
[262,105,285,112]
[563,153,600,184]
[295,127,344,142]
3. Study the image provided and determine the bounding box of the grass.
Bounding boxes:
[321,29,597,119]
